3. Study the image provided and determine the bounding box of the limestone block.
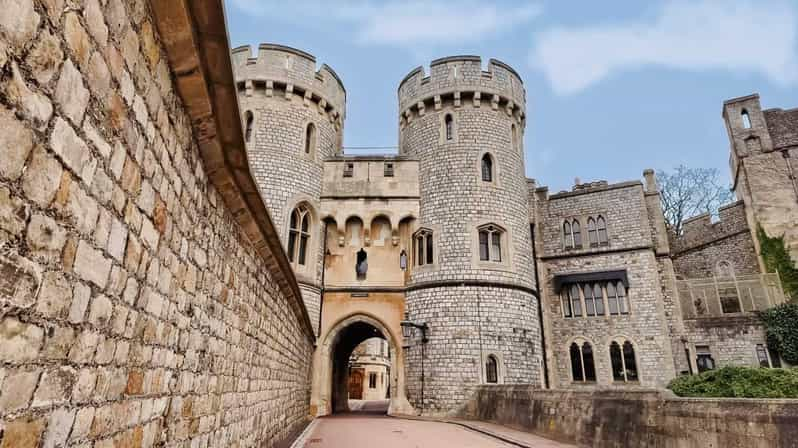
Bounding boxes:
[0,368,39,413]
[88,294,113,329]
[73,240,112,289]
[55,58,90,125]
[40,0,64,25]
[41,326,75,360]
[3,62,53,129]
[0,106,35,181]
[27,214,67,262]
[22,146,63,208]
[94,208,112,249]
[0,187,28,237]
[0,0,40,51]
[121,157,142,196]
[32,366,76,408]
[108,218,128,263]
[91,169,114,206]
[70,407,95,441]
[63,12,91,67]
[50,118,97,186]
[0,416,45,448]
[0,317,43,363]
[83,121,113,160]
[138,179,155,216]
[140,218,160,251]
[35,271,72,318]
[68,329,99,363]
[69,282,91,324]
[71,368,97,404]
[42,407,76,448]
[83,0,108,46]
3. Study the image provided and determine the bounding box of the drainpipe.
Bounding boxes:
[531,223,549,389]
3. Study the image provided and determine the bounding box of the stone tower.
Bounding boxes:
[232,44,347,334]
[398,56,541,414]
[723,94,798,264]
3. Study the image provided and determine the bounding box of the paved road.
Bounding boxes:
[296,400,571,448]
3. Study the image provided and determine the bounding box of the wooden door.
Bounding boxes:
[348,369,363,399]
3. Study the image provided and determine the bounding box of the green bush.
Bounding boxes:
[668,366,798,398]
[757,224,798,300]
[760,302,798,365]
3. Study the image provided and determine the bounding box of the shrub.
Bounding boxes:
[760,302,798,365]
[757,224,798,300]
[668,366,798,398]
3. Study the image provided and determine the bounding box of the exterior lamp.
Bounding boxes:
[400,313,429,414]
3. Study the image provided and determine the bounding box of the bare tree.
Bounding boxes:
[656,165,734,235]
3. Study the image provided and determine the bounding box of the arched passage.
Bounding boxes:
[311,314,412,416]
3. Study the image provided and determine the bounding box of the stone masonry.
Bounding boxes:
[0,1,314,447]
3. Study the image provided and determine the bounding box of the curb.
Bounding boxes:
[288,418,320,448]
[389,414,534,448]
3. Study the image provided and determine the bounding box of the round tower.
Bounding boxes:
[398,56,541,414]
[232,43,346,335]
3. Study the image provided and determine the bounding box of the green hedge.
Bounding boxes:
[760,302,798,365]
[757,224,798,300]
[668,366,798,398]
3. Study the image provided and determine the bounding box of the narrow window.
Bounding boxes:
[369,373,377,388]
[479,231,489,261]
[481,154,493,182]
[570,343,584,382]
[562,290,573,317]
[343,162,354,177]
[597,216,608,245]
[445,114,454,141]
[610,342,624,381]
[304,123,315,154]
[622,341,638,381]
[587,217,598,246]
[572,220,582,248]
[416,236,424,266]
[478,225,503,262]
[594,283,605,316]
[756,344,771,368]
[486,355,498,383]
[582,342,596,381]
[356,248,368,279]
[384,162,394,177]
[415,229,433,266]
[583,284,596,317]
[244,111,254,142]
[425,233,434,264]
[288,206,311,265]
[511,124,519,153]
[570,284,582,317]
[563,221,573,249]
[617,282,628,314]
[695,345,715,373]
[741,109,752,129]
[607,282,619,315]
[491,232,502,262]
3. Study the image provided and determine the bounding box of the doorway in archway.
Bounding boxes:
[331,321,393,414]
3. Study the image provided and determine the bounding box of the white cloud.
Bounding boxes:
[531,0,798,95]
[229,0,541,46]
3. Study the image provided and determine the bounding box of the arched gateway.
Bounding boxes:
[311,313,413,416]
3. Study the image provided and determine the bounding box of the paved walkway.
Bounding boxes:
[294,400,574,448]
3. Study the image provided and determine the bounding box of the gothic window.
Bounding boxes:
[414,229,433,266]
[570,341,596,382]
[606,281,628,315]
[287,206,311,266]
[695,345,715,373]
[478,224,503,262]
[485,355,499,384]
[564,281,626,318]
[356,248,368,279]
[445,114,454,141]
[570,284,582,317]
[593,283,605,316]
[610,340,639,382]
[563,221,574,249]
[244,111,254,142]
[756,344,771,368]
[741,109,752,129]
[572,219,582,248]
[583,284,596,317]
[304,123,316,154]
[596,216,608,245]
[587,218,598,246]
[481,154,493,182]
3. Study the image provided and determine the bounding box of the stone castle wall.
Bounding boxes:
[233,44,346,335]
[400,56,540,415]
[0,1,313,446]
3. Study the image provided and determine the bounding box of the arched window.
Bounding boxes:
[587,217,597,246]
[244,111,254,142]
[593,283,605,316]
[478,224,503,262]
[356,248,368,279]
[414,229,433,266]
[445,114,454,141]
[596,216,608,245]
[572,219,582,248]
[570,341,596,382]
[485,355,499,383]
[741,109,752,129]
[481,154,493,182]
[304,123,316,154]
[610,340,639,382]
[583,284,596,317]
[287,205,311,265]
[563,221,573,249]
[570,284,582,317]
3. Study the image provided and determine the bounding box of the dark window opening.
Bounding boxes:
[696,345,715,373]
[244,111,254,142]
[597,216,608,245]
[572,220,582,248]
[288,206,311,265]
[486,355,498,383]
[570,342,595,382]
[305,123,315,154]
[478,225,503,262]
[369,373,377,388]
[741,109,752,129]
[445,114,454,141]
[481,154,493,182]
[415,230,433,266]
[563,221,573,249]
[343,162,354,177]
[384,162,394,177]
[356,248,368,279]
[587,217,597,246]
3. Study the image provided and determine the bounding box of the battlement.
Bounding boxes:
[670,201,749,254]
[397,55,525,123]
[232,43,346,119]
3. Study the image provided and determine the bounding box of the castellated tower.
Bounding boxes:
[232,44,346,335]
[398,56,541,414]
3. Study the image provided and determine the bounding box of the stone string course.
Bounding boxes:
[0,1,312,447]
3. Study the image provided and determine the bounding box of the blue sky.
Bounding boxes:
[225,0,798,193]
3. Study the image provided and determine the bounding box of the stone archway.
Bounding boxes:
[311,313,413,416]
